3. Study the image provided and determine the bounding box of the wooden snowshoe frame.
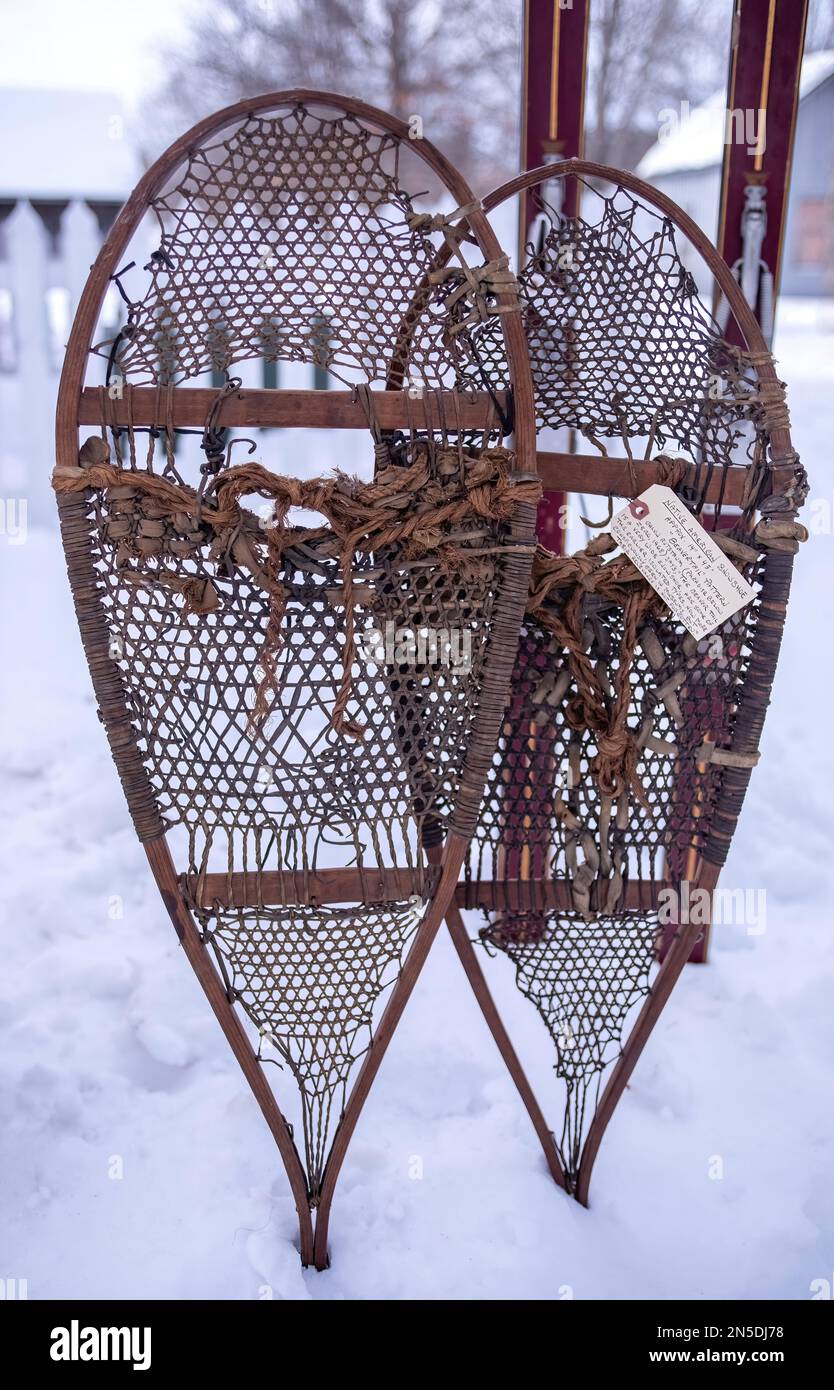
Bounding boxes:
[53,91,539,1269]
[390,159,806,1201]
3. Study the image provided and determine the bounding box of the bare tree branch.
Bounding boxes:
[141,0,521,190]
[587,0,729,168]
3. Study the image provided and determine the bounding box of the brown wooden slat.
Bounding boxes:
[185,868,663,913]
[186,867,426,910]
[78,386,504,431]
[537,451,789,506]
[455,879,664,912]
[78,388,787,507]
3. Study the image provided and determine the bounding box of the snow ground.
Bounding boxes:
[1,299,832,1302]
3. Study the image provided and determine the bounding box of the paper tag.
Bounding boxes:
[610,485,756,641]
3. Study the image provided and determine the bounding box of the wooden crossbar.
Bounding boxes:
[456,879,664,913]
[185,868,664,913]
[78,387,504,431]
[185,867,425,910]
[78,388,786,505]
[537,451,790,506]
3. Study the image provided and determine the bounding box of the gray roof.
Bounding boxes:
[638,50,834,180]
[0,87,140,200]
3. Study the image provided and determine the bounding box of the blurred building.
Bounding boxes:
[0,87,141,526]
[637,50,834,299]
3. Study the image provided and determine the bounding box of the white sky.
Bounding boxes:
[0,0,193,107]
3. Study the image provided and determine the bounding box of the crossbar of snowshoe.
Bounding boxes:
[187,869,665,913]
[537,451,792,506]
[78,388,788,505]
[78,386,506,431]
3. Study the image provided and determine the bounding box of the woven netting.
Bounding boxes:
[468,180,769,491]
[481,909,658,1181]
[468,598,760,893]
[60,431,522,1187]
[459,177,801,1190]
[471,596,759,1183]
[93,464,497,850]
[203,902,423,1192]
[100,102,490,392]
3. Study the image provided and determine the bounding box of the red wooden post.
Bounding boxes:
[520,0,590,556]
[714,0,810,344]
[498,1,591,908]
[665,0,808,963]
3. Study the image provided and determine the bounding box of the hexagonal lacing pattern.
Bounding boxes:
[204,902,423,1195]
[481,909,658,1182]
[470,178,764,481]
[84,455,502,1184]
[90,472,499,865]
[105,103,484,392]
[470,599,756,1186]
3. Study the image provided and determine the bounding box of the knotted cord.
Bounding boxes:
[54,443,541,736]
